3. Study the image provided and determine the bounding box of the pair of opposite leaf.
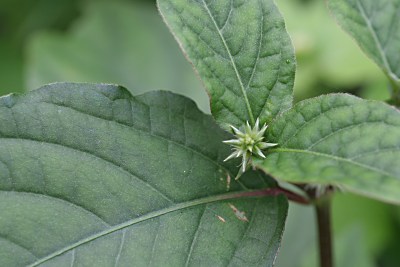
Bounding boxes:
[223,118,277,179]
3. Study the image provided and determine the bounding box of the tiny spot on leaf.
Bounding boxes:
[226,173,231,191]
[216,215,226,223]
[228,203,249,222]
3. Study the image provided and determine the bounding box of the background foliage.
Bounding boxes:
[0,0,398,266]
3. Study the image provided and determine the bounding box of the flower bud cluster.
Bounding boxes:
[223,118,277,179]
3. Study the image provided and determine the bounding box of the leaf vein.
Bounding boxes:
[306,121,396,150]
[0,137,175,204]
[356,0,396,80]
[245,1,263,91]
[0,190,110,226]
[41,102,231,176]
[272,148,395,178]
[0,235,38,259]
[349,147,400,160]
[220,0,233,32]
[114,229,126,267]
[27,190,270,267]
[70,249,75,267]
[184,205,207,267]
[201,0,255,124]
[148,219,160,266]
[280,102,360,146]
[228,201,257,265]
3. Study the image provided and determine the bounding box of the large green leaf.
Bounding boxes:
[255,94,400,204]
[158,0,295,129]
[328,0,400,92]
[0,83,288,266]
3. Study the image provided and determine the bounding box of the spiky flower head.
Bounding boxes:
[223,118,277,179]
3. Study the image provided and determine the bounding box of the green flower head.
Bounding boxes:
[223,118,277,179]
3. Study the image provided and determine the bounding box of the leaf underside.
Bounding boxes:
[158,0,295,129]
[0,83,287,266]
[328,0,400,88]
[256,94,400,204]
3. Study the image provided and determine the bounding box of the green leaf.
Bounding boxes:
[0,83,288,266]
[328,0,400,92]
[255,94,400,204]
[158,0,295,128]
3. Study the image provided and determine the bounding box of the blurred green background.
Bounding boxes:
[0,0,398,266]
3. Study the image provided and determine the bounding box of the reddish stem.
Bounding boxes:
[316,197,334,267]
[228,187,310,205]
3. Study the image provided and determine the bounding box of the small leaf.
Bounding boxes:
[0,83,287,266]
[255,94,400,204]
[158,0,295,128]
[328,0,400,91]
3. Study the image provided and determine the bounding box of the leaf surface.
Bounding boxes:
[0,83,287,266]
[328,0,400,91]
[158,0,295,128]
[255,94,400,204]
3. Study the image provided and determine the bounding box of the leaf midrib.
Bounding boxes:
[200,0,255,125]
[271,148,395,177]
[355,0,398,82]
[28,189,271,267]
[0,137,174,204]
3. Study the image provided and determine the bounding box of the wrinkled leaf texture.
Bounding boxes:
[0,83,288,266]
[158,0,295,129]
[256,94,400,204]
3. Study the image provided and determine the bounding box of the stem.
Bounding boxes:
[233,187,310,205]
[387,76,400,108]
[276,187,310,205]
[315,196,334,267]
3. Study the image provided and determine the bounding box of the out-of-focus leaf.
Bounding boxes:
[301,226,374,267]
[26,2,208,112]
[333,194,395,254]
[0,43,23,94]
[275,204,316,267]
[276,196,383,267]
[158,0,295,128]
[274,0,388,102]
[0,0,80,93]
[328,0,400,93]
